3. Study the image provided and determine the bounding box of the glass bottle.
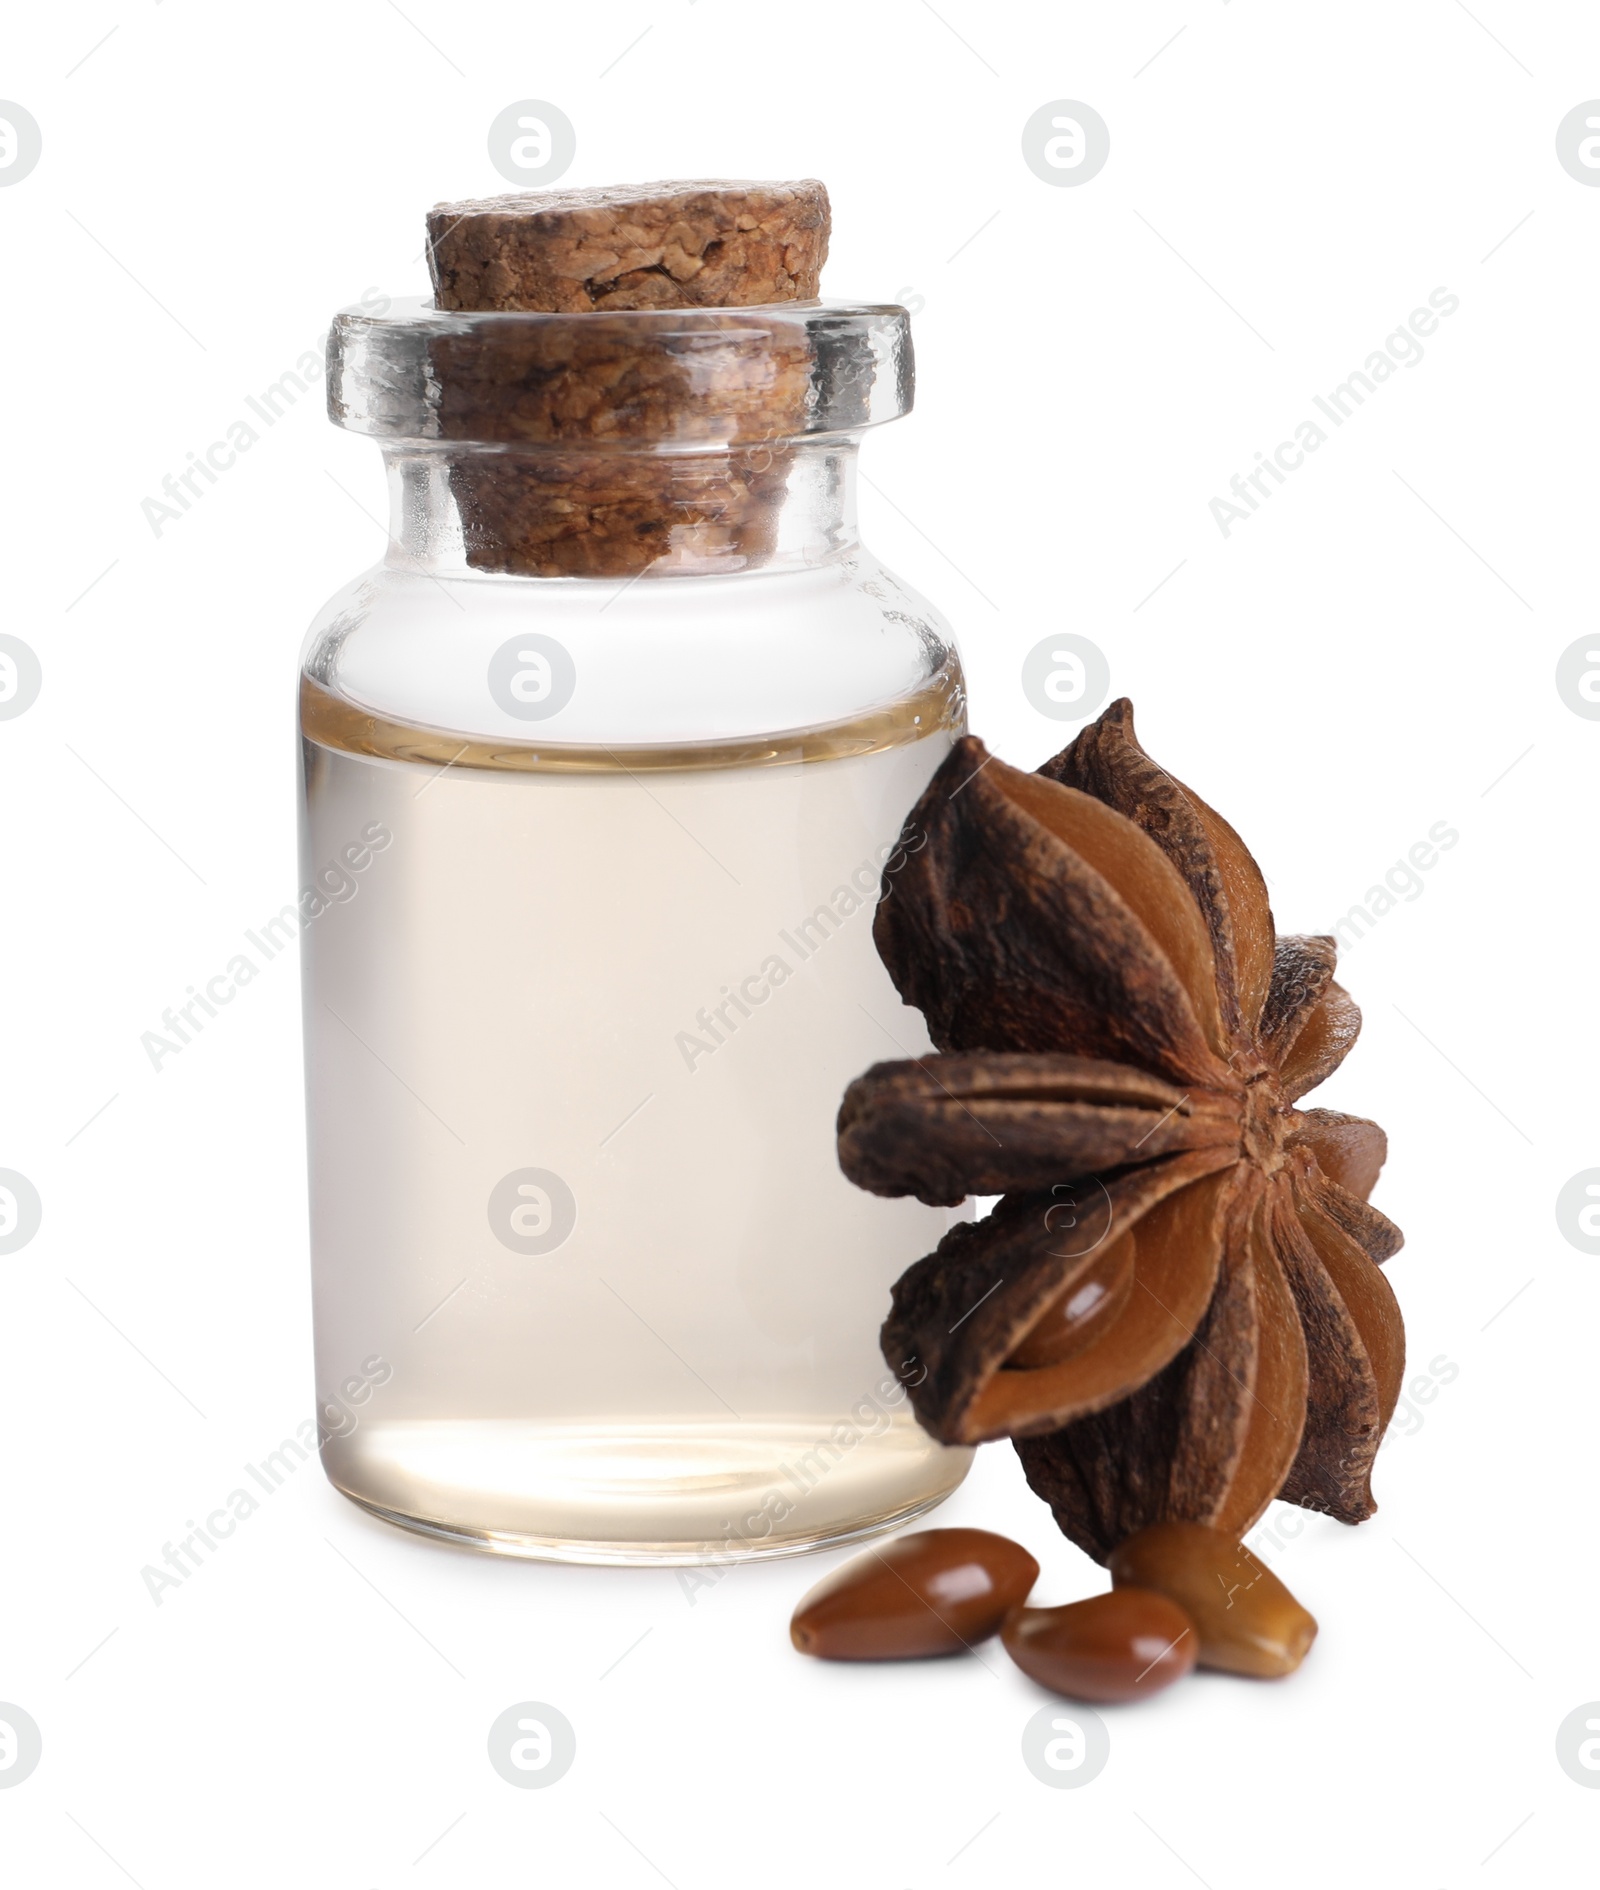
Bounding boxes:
[299,296,972,1562]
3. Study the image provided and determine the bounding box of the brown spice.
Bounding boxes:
[1001,1588,1198,1701]
[789,1528,1039,1659]
[1107,1522,1317,1677]
[837,699,1406,1563]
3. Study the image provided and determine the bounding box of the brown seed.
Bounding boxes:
[790,1528,1039,1659]
[1001,1588,1197,1702]
[1005,1231,1136,1369]
[1107,1521,1317,1678]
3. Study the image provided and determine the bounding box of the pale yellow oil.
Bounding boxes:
[299,668,973,1562]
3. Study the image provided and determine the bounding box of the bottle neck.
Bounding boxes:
[381,438,862,580]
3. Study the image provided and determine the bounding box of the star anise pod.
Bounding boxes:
[838,700,1405,1563]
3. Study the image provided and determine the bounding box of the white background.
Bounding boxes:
[3,2,1598,1884]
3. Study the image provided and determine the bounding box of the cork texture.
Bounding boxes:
[425,179,829,576]
[427,179,830,313]
[429,313,814,446]
[448,447,796,578]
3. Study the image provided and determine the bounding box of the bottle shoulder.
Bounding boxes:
[300,551,963,750]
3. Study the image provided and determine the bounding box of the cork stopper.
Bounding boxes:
[409,179,854,577]
[426,179,830,313]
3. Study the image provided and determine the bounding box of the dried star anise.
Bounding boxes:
[837,699,1405,1563]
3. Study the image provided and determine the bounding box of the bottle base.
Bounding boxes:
[322,1417,973,1566]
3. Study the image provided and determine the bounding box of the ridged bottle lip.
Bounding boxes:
[327,295,914,448]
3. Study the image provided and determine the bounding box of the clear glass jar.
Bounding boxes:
[299,296,972,1562]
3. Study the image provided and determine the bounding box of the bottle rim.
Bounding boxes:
[327,296,914,448]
